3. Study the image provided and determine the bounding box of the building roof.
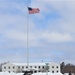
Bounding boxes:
[12,62,46,66]
[2,62,60,66]
[12,62,59,66]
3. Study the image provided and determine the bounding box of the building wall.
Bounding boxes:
[2,62,60,73]
[49,62,60,73]
[2,63,17,73]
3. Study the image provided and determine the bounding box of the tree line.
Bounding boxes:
[60,62,75,74]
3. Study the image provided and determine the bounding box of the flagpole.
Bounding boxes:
[27,7,29,69]
[23,0,30,70]
[26,6,40,70]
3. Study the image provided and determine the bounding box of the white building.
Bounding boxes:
[2,62,60,73]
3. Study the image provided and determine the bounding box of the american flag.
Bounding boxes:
[28,7,40,14]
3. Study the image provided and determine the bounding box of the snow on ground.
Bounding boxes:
[0,72,23,75]
[32,72,63,75]
[0,72,64,75]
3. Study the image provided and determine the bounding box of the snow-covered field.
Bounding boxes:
[32,72,63,75]
[0,72,64,75]
[0,72,23,75]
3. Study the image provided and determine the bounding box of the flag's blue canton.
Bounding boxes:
[28,7,32,11]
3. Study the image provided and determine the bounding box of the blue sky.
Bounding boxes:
[0,0,75,64]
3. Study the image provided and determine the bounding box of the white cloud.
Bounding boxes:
[0,0,74,45]
[41,31,73,43]
[0,0,75,63]
[5,30,27,42]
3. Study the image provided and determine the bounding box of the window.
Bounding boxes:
[8,67,10,69]
[42,66,44,69]
[13,66,15,69]
[34,71,37,73]
[18,66,20,69]
[57,71,59,73]
[52,71,54,73]
[52,66,54,68]
[30,66,32,68]
[56,66,58,68]
[26,66,28,68]
[35,66,36,68]
[4,67,6,69]
[38,66,40,68]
